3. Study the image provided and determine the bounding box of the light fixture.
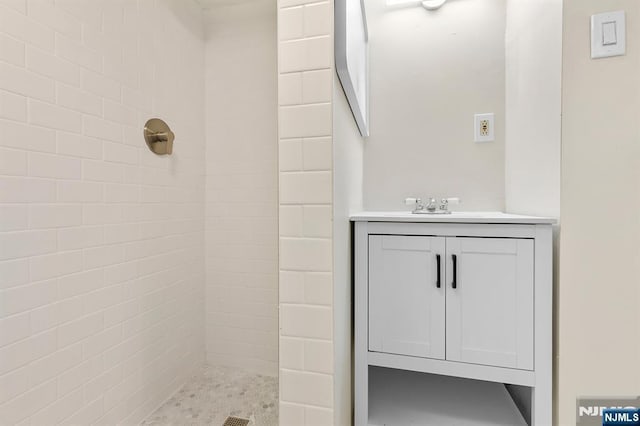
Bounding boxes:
[386,0,447,10]
[421,0,446,10]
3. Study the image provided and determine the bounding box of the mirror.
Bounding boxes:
[335,0,369,137]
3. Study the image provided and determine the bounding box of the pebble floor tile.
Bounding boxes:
[141,365,278,426]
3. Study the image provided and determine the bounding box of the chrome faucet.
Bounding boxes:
[405,197,460,214]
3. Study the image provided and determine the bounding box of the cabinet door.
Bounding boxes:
[446,237,534,370]
[369,235,445,359]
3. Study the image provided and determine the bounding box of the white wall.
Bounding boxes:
[333,75,364,426]
[0,0,206,424]
[363,0,506,211]
[559,1,640,424]
[504,2,562,422]
[505,0,562,218]
[203,0,279,377]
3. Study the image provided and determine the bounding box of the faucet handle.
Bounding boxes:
[439,197,461,211]
[405,197,424,213]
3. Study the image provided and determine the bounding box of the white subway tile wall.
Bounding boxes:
[278,0,335,423]
[0,1,206,424]
[203,0,279,377]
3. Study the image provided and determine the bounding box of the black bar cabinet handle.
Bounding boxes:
[436,254,441,288]
[452,254,457,289]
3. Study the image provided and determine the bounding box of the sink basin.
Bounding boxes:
[411,210,452,215]
[412,211,494,217]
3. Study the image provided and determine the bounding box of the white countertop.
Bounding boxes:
[350,211,556,225]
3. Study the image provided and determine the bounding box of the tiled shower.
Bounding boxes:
[0,0,286,423]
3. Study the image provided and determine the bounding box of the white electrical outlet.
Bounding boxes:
[474,113,494,143]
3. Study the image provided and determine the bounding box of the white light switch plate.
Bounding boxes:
[591,10,626,59]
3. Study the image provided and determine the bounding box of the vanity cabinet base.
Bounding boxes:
[353,219,553,426]
[368,367,527,426]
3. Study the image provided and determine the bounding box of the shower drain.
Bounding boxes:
[222,416,250,426]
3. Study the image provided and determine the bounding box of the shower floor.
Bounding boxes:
[142,365,278,426]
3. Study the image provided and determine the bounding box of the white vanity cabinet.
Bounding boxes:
[445,237,534,370]
[368,235,446,360]
[352,213,554,426]
[369,235,534,370]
